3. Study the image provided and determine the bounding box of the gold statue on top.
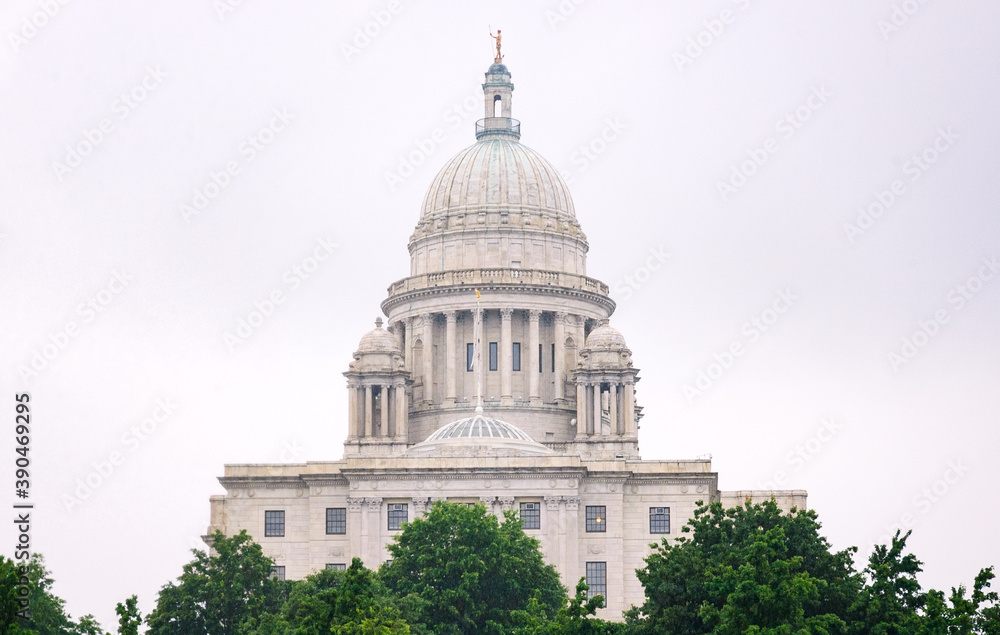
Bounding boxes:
[489,28,502,63]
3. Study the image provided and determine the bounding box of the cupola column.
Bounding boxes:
[347,383,358,438]
[500,308,513,405]
[576,383,586,437]
[609,384,618,436]
[364,385,373,437]
[624,381,636,436]
[394,381,408,441]
[380,385,390,437]
[528,310,541,404]
[593,383,602,435]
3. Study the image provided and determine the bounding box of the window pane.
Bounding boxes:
[326,563,346,571]
[512,342,521,371]
[538,343,543,372]
[489,342,498,371]
[264,510,285,537]
[649,507,670,534]
[388,503,408,530]
[467,343,474,371]
[585,506,606,532]
[326,508,346,535]
[520,501,540,529]
[585,562,607,600]
[270,566,285,581]
[551,343,555,371]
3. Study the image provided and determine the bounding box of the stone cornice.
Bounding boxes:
[381,280,615,315]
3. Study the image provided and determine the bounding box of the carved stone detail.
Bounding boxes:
[347,497,364,511]
[412,497,429,512]
[328,546,345,557]
[587,544,605,555]
[365,497,383,510]
[544,496,561,510]
[562,496,580,510]
[498,496,515,511]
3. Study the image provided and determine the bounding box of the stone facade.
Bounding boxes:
[206,60,806,620]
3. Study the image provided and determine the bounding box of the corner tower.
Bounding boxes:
[348,59,638,458]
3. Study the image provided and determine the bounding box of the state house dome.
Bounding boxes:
[420,137,576,222]
[406,60,589,277]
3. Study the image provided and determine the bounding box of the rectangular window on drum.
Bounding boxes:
[512,342,521,371]
[489,342,498,371]
[467,343,474,371]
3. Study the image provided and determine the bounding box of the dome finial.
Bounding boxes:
[375,317,383,329]
[489,27,503,63]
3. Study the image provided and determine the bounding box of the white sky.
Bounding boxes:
[2,1,999,629]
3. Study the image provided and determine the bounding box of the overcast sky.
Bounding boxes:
[2,0,999,629]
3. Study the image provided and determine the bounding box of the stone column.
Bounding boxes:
[564,496,581,587]
[347,497,363,563]
[412,497,429,516]
[609,384,618,435]
[480,496,497,516]
[394,382,408,441]
[554,312,567,401]
[422,314,434,404]
[347,383,358,438]
[392,320,404,354]
[624,381,636,437]
[500,308,513,405]
[498,496,515,514]
[364,385,373,437]
[528,310,541,404]
[544,497,561,575]
[594,383,603,435]
[404,317,414,373]
[365,497,383,566]
[444,311,458,405]
[380,385,389,437]
[576,383,587,437]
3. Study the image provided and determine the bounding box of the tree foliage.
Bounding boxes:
[145,530,287,635]
[380,500,566,634]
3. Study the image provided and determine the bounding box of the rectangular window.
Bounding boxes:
[585,562,607,600]
[585,506,606,532]
[520,502,540,529]
[326,563,346,571]
[264,510,285,537]
[551,343,555,372]
[538,343,543,372]
[270,566,285,581]
[388,503,408,530]
[467,343,474,371]
[649,507,670,534]
[512,342,521,371]
[326,508,346,535]
[489,342,498,371]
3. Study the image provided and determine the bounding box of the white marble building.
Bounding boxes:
[205,60,806,619]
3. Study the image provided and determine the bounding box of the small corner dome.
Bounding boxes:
[356,317,399,354]
[585,319,628,350]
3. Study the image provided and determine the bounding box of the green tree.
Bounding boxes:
[145,530,287,635]
[380,501,566,635]
[241,558,408,635]
[0,554,82,635]
[113,596,140,635]
[510,578,623,635]
[849,530,926,634]
[627,499,859,634]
